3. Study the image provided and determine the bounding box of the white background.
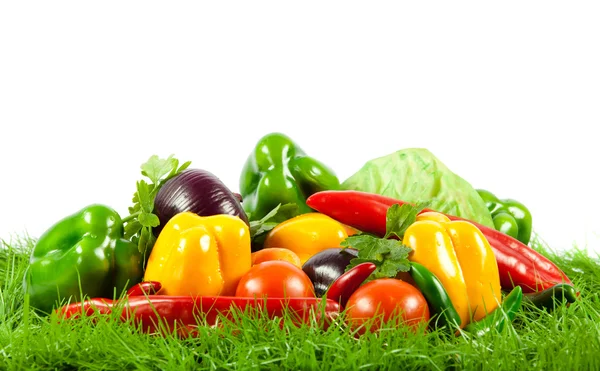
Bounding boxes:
[1,2,599,255]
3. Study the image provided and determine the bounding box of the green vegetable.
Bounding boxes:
[341,203,425,281]
[410,262,461,329]
[476,189,533,245]
[341,148,494,228]
[23,204,143,314]
[123,154,191,258]
[248,203,301,250]
[240,132,340,222]
[465,286,523,337]
[523,283,578,311]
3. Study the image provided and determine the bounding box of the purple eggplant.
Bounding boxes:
[154,169,249,235]
[302,248,359,297]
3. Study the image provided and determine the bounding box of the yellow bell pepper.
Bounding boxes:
[144,212,252,296]
[263,213,348,264]
[403,211,502,326]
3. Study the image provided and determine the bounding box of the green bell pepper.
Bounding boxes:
[476,189,533,245]
[23,204,143,314]
[240,132,340,221]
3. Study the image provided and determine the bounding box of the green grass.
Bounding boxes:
[1,236,599,371]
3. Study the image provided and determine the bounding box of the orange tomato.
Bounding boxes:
[251,248,302,268]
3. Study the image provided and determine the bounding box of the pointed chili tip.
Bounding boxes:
[305,193,321,210]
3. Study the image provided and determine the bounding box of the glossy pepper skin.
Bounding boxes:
[56,263,379,336]
[465,286,523,337]
[326,262,376,307]
[403,212,502,327]
[143,212,252,296]
[409,262,461,329]
[239,132,340,221]
[306,190,572,293]
[57,295,341,337]
[477,189,533,245]
[523,283,578,311]
[23,204,143,314]
[263,213,348,264]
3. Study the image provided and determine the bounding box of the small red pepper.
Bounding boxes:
[326,262,377,308]
[306,190,573,293]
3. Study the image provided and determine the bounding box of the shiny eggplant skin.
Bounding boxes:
[154,169,249,235]
[302,248,358,297]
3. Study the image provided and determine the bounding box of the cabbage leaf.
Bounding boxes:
[341,148,494,227]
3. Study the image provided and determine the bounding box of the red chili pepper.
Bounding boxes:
[306,190,572,293]
[326,262,377,308]
[58,296,341,335]
[56,257,382,336]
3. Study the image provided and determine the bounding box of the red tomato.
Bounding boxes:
[345,278,430,333]
[235,260,315,298]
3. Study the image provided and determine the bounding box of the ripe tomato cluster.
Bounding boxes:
[235,259,430,333]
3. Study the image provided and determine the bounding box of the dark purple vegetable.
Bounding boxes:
[302,248,359,297]
[154,169,249,235]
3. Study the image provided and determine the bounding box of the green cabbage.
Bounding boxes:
[341,148,494,227]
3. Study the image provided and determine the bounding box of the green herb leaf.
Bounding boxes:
[136,181,154,213]
[389,243,412,261]
[141,155,179,184]
[249,203,300,246]
[176,160,192,174]
[340,202,427,281]
[269,204,300,223]
[249,204,282,236]
[384,202,429,239]
[140,229,156,262]
[139,212,160,228]
[341,235,387,261]
[123,220,142,240]
[123,154,191,257]
[342,234,412,282]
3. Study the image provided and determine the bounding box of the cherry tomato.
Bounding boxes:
[345,278,430,333]
[235,260,315,298]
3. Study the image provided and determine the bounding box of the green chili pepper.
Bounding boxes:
[465,286,523,337]
[410,262,461,329]
[477,189,533,245]
[240,132,340,221]
[23,204,143,314]
[523,283,578,311]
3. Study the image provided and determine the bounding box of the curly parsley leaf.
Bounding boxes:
[341,201,428,281]
[123,154,192,259]
[384,202,429,239]
[249,203,300,246]
[341,235,412,281]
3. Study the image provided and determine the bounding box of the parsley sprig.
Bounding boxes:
[341,202,429,281]
[123,155,191,258]
[248,203,300,246]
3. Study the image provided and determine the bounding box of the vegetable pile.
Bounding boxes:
[21,132,577,339]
